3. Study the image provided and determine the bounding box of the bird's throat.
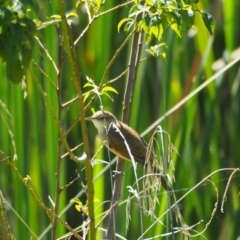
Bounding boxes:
[92,120,109,141]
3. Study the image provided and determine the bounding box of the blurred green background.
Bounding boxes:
[0,0,239,239]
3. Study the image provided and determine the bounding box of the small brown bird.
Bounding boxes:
[86,110,169,191]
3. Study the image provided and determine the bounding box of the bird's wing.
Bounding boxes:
[105,121,152,165]
[106,121,169,191]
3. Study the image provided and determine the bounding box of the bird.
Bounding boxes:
[86,110,169,191]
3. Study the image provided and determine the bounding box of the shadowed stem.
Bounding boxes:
[105,21,143,239]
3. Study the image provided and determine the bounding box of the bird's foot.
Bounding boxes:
[112,170,125,178]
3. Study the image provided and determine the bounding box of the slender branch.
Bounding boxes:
[99,30,135,87]
[82,30,135,113]
[52,27,65,240]
[105,18,143,239]
[35,36,59,75]
[55,2,95,239]
[31,60,57,90]
[74,1,133,46]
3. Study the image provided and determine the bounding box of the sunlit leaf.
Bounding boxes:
[149,24,163,41]
[95,0,102,8]
[101,86,118,94]
[102,92,114,101]
[66,12,78,19]
[181,4,193,10]
[146,0,154,7]
[145,34,152,44]
[83,82,94,88]
[170,21,181,37]
[164,2,178,10]
[166,12,182,26]
[49,15,62,19]
[76,0,82,8]
[118,18,133,32]
[146,43,167,58]
[70,198,83,212]
[83,91,91,102]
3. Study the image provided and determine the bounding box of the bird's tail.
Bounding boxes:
[152,165,170,192]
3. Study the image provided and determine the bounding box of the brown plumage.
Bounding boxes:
[86,110,169,191]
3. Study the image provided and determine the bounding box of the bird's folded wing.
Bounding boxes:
[106,122,149,165]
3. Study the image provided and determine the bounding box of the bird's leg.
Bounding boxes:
[112,170,125,178]
[112,163,138,178]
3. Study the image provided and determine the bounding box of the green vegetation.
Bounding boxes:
[0,0,239,239]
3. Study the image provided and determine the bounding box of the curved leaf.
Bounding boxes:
[83,82,94,88]
[101,86,118,94]
[118,18,133,32]
[201,12,215,35]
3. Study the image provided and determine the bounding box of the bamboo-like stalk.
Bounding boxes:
[54,1,95,240]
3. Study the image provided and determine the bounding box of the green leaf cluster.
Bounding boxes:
[83,77,118,103]
[76,0,104,14]
[118,0,215,44]
[0,0,37,84]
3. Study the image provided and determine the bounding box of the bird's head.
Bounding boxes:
[86,110,117,135]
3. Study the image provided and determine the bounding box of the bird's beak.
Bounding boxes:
[85,115,98,121]
[85,116,93,121]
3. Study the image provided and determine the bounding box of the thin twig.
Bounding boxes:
[138,168,239,239]
[74,1,133,46]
